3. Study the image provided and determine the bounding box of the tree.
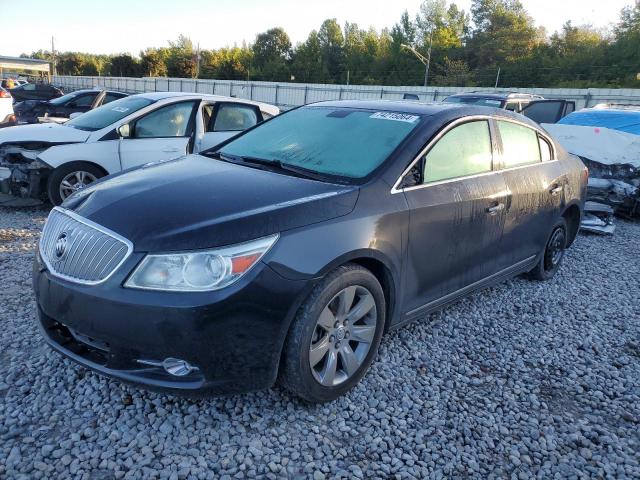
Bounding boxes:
[252,27,292,81]
[166,35,197,78]
[108,54,140,77]
[318,19,345,83]
[468,0,542,67]
[291,30,323,82]
[141,48,168,77]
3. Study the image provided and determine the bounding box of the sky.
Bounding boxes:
[2,0,636,57]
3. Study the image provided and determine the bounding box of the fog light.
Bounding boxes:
[137,357,198,377]
[162,358,197,377]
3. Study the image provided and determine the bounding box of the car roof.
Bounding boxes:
[446,91,544,100]
[304,99,543,128]
[133,91,279,114]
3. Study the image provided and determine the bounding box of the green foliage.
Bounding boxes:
[30,1,640,88]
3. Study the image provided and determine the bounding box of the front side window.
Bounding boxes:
[66,96,155,131]
[219,107,421,179]
[68,93,97,107]
[103,93,125,104]
[497,120,541,168]
[213,104,259,132]
[422,120,493,184]
[134,101,196,138]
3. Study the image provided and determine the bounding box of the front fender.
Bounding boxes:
[37,140,121,174]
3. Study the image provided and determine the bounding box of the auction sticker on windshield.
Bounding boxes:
[370,112,419,123]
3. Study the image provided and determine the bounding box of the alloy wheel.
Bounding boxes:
[309,285,377,387]
[59,170,98,200]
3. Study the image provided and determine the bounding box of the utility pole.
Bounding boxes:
[51,36,57,78]
[346,70,350,86]
[401,43,431,88]
[195,42,201,79]
[495,67,501,88]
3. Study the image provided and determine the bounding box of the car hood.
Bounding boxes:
[0,123,90,144]
[67,154,359,252]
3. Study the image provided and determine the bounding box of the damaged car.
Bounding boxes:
[0,92,279,205]
[11,89,128,126]
[33,101,587,402]
[543,104,640,230]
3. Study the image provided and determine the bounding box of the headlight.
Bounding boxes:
[124,234,278,292]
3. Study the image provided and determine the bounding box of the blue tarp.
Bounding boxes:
[558,109,640,136]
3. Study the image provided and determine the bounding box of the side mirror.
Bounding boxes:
[68,112,82,120]
[117,123,131,138]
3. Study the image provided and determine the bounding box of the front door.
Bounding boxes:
[118,100,197,171]
[400,119,509,317]
[195,102,262,152]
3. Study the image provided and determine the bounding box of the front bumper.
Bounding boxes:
[33,255,312,395]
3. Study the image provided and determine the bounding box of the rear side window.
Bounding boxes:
[497,121,541,168]
[422,120,493,184]
[213,104,259,132]
[68,93,96,107]
[539,136,553,161]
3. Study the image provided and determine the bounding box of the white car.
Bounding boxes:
[0,87,14,127]
[0,92,279,205]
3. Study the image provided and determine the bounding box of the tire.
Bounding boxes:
[46,162,105,206]
[528,217,568,281]
[280,263,386,403]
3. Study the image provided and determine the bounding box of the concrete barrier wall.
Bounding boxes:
[53,75,640,110]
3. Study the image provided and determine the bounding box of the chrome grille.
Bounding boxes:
[39,207,133,284]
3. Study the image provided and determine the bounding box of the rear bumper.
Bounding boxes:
[33,255,313,395]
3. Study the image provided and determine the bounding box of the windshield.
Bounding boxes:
[218,106,421,179]
[443,96,504,108]
[49,91,82,106]
[66,96,155,131]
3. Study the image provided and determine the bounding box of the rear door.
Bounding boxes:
[494,119,566,268]
[118,100,198,170]
[195,102,262,152]
[400,119,510,316]
[521,100,575,124]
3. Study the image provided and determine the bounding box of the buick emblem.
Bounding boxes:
[55,232,68,259]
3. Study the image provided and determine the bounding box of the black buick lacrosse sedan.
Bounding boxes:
[33,101,587,402]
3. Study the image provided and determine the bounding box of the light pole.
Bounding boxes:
[401,38,432,87]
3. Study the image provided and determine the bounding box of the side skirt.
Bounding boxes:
[389,255,537,331]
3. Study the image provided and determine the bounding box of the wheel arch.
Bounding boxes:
[562,202,582,247]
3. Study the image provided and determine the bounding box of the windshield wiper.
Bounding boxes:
[209,152,332,182]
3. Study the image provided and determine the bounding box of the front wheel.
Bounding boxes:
[280,264,386,403]
[47,162,105,205]
[528,217,568,281]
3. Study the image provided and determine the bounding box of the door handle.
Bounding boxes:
[162,147,180,153]
[549,184,563,196]
[486,203,505,215]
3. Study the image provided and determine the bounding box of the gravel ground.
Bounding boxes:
[1,206,639,480]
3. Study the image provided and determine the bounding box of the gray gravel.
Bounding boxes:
[1,205,639,479]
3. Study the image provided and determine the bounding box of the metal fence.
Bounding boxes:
[53,75,640,111]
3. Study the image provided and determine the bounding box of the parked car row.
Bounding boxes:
[0,92,279,204]
[1,86,588,402]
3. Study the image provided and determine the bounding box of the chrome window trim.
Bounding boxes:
[39,206,134,286]
[391,115,557,194]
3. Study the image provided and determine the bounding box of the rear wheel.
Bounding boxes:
[280,264,385,403]
[47,162,105,205]
[528,217,568,281]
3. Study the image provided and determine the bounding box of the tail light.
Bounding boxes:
[0,90,11,99]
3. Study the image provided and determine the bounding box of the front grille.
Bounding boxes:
[39,207,133,284]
